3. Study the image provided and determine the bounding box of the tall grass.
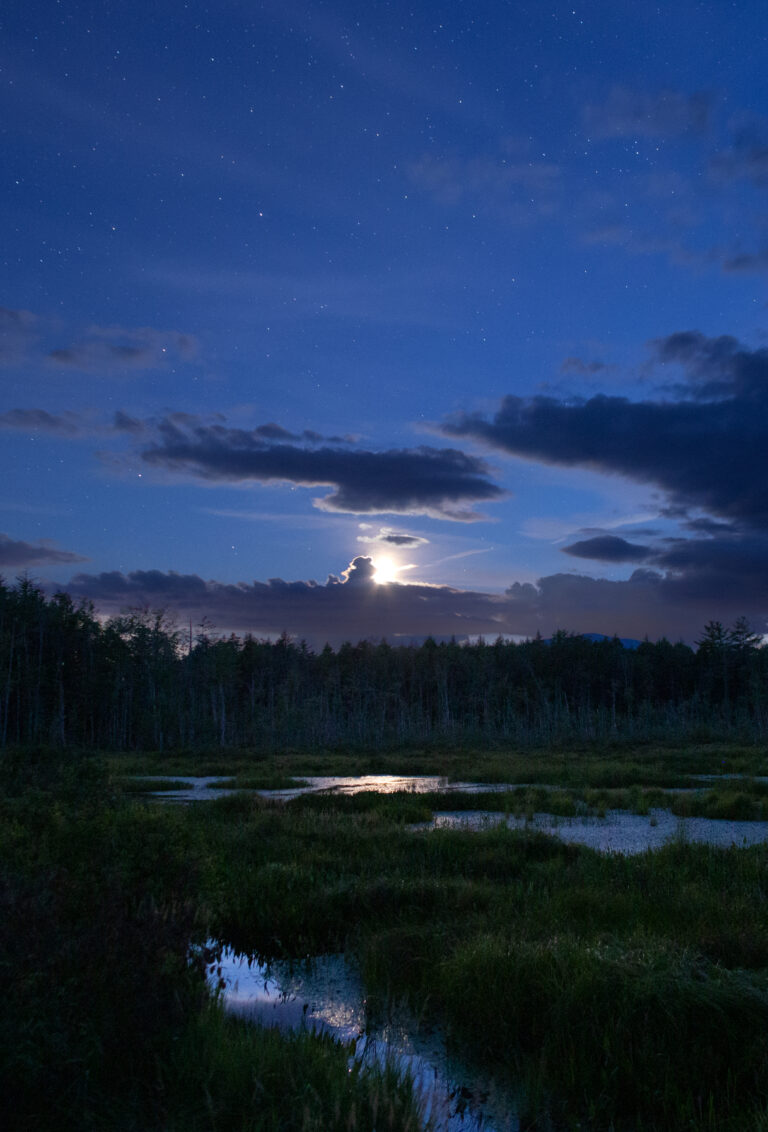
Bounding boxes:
[0,752,425,1131]
[188,787,768,1129]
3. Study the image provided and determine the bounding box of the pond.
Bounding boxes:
[209,948,519,1131]
[139,774,522,803]
[414,808,768,854]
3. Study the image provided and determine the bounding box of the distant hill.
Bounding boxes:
[543,632,642,650]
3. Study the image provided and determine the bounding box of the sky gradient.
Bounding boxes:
[3,0,768,645]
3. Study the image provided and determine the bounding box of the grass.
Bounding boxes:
[160,1002,425,1131]
[119,775,195,792]
[0,752,425,1131]
[188,785,768,1129]
[6,741,768,1129]
[104,738,768,787]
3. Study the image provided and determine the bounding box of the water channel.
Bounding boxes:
[209,948,519,1131]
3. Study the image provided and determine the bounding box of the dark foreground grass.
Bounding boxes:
[0,752,425,1131]
[161,1004,424,1132]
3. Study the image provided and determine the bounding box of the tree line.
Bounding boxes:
[1,576,766,750]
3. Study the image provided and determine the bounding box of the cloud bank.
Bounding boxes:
[442,331,768,528]
[140,416,504,521]
[59,552,767,649]
[0,533,87,569]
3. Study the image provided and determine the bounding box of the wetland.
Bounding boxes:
[5,740,768,1130]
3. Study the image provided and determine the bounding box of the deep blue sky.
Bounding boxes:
[3,0,768,644]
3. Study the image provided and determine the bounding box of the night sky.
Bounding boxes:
[3,0,768,646]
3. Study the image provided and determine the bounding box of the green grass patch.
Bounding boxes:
[104,739,768,788]
[119,775,193,792]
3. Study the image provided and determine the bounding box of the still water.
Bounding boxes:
[210,948,518,1131]
[142,776,768,853]
[142,774,519,803]
[415,808,768,854]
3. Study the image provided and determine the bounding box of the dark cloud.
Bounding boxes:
[560,356,612,376]
[584,87,711,139]
[141,418,503,521]
[0,307,36,330]
[380,533,428,547]
[58,550,768,649]
[61,564,511,645]
[717,146,768,185]
[563,526,768,610]
[253,423,354,444]
[710,118,768,187]
[0,408,82,435]
[254,422,300,441]
[113,410,147,435]
[722,250,768,273]
[441,331,768,528]
[357,526,430,548]
[50,345,145,366]
[562,535,654,563]
[684,517,734,535]
[341,556,376,584]
[0,533,87,568]
[648,532,768,602]
[0,307,37,364]
[47,326,197,373]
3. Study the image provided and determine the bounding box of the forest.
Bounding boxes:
[1,575,765,751]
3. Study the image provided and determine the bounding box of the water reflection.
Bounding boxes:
[414,808,768,854]
[210,949,518,1131]
[260,775,518,801]
[139,774,520,803]
[139,776,239,802]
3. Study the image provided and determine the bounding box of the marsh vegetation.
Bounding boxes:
[4,741,768,1129]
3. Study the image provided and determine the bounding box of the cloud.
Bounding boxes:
[60,563,510,645]
[356,526,430,548]
[0,409,83,435]
[340,556,376,584]
[253,422,354,444]
[560,356,613,376]
[406,149,560,218]
[562,535,654,563]
[0,307,38,364]
[441,331,768,528]
[46,325,197,373]
[710,116,768,187]
[140,417,504,521]
[722,249,768,273]
[113,411,148,435]
[584,87,711,139]
[0,533,87,569]
[58,551,768,649]
[0,307,200,373]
